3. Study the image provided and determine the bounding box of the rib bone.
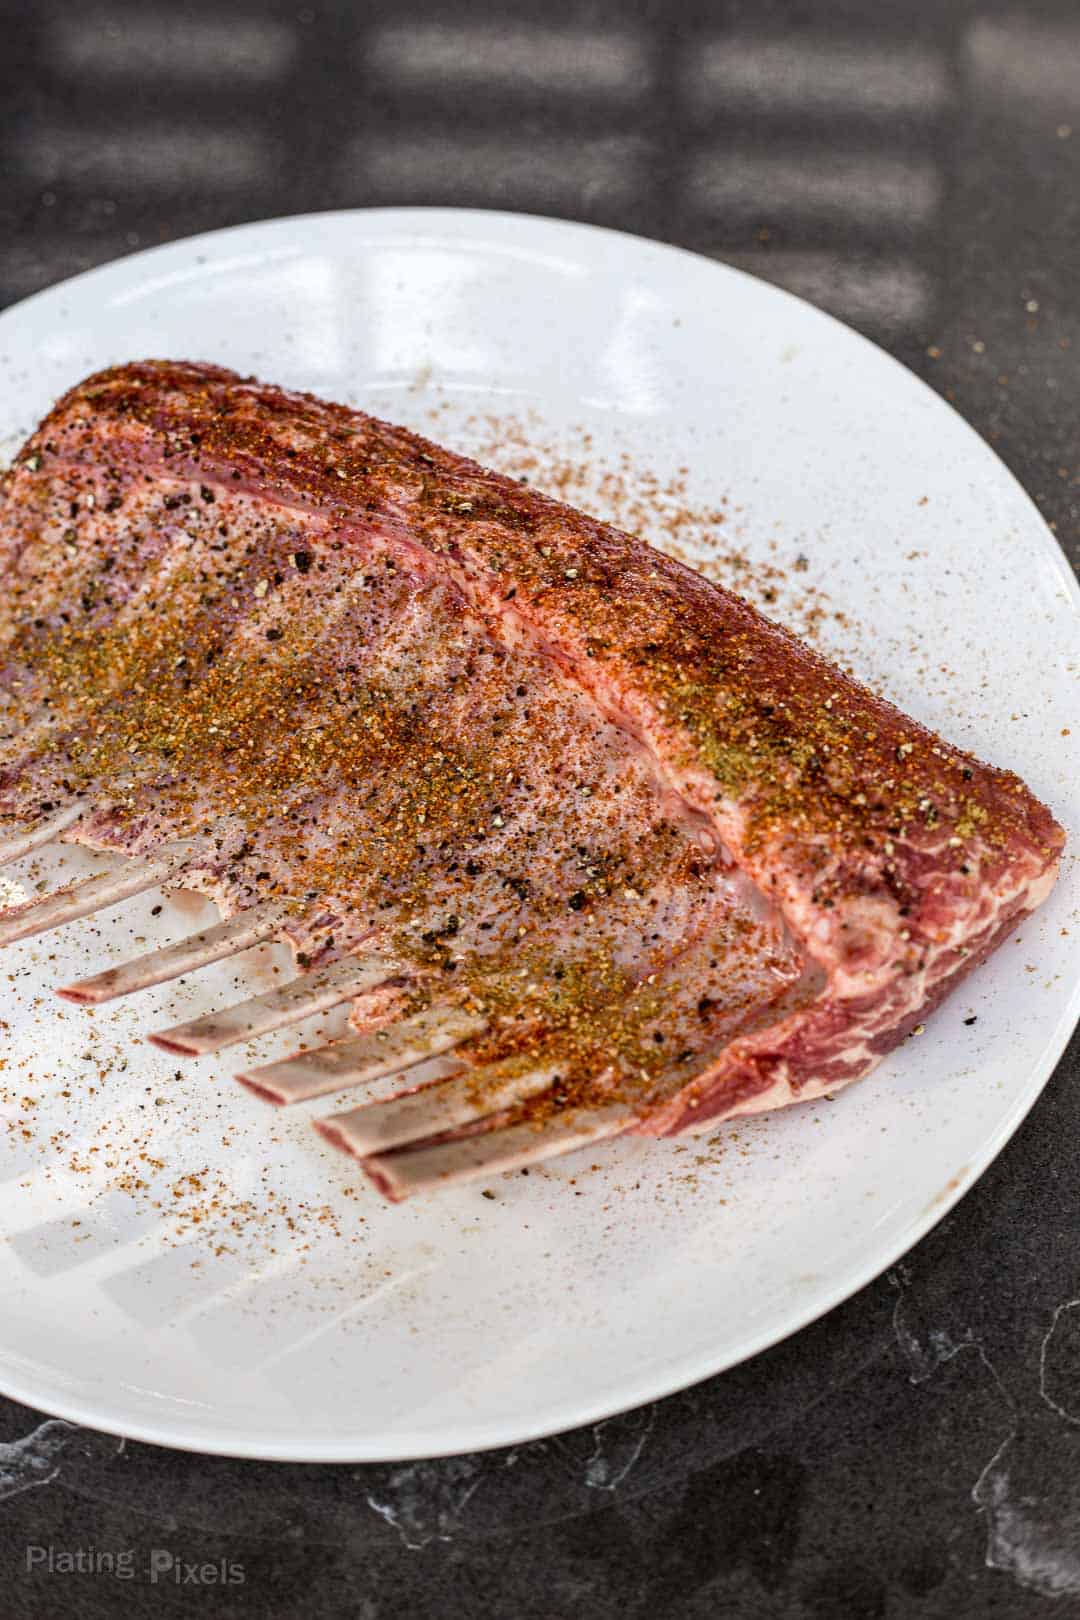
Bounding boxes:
[0,838,200,946]
[356,1106,632,1202]
[238,1005,487,1105]
[314,1059,562,1158]
[149,952,403,1056]
[0,802,84,866]
[56,898,293,1005]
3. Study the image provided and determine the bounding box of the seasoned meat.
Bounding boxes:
[0,361,1063,1140]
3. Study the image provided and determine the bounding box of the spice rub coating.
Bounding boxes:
[0,361,1064,1135]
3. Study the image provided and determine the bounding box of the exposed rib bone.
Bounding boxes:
[314,1059,562,1158]
[0,838,199,947]
[0,802,84,866]
[56,898,293,1005]
[356,1106,632,1202]
[238,1004,487,1105]
[149,952,403,1056]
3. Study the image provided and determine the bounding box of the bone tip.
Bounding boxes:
[312,1115,352,1155]
[315,1120,423,1201]
[235,1072,286,1106]
[55,983,101,1006]
[147,1031,202,1057]
[313,1116,403,1195]
[356,1152,411,1203]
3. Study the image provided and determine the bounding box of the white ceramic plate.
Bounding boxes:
[0,210,1077,1462]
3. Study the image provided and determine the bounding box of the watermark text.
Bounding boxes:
[25,1545,245,1584]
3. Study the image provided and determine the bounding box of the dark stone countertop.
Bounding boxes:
[1,2,1078,1615]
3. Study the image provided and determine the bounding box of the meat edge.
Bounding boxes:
[8,363,1065,1138]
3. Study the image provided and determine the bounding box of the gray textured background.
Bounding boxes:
[1,2,1079,1615]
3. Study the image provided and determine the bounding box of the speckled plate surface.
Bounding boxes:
[0,209,1077,1462]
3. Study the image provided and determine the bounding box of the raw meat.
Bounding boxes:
[0,361,1064,1141]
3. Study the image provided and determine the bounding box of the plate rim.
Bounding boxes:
[0,205,1077,1463]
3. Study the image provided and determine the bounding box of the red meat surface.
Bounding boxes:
[0,361,1063,1138]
